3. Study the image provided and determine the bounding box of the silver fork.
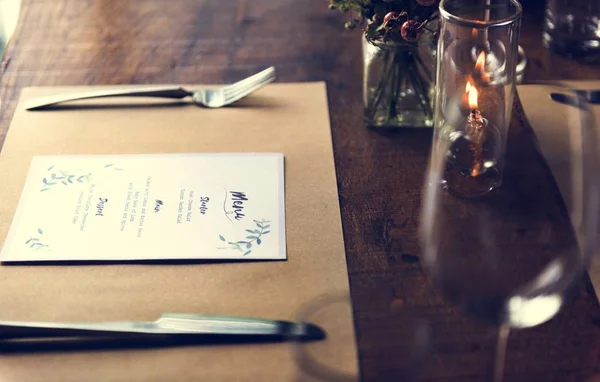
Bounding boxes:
[24,67,276,110]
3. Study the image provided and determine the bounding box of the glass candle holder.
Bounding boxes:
[434,0,522,198]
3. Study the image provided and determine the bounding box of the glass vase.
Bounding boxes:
[362,29,437,130]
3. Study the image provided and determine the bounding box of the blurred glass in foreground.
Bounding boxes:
[291,292,433,381]
[0,0,20,58]
[422,80,599,382]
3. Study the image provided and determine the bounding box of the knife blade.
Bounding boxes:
[550,92,579,107]
[549,92,589,108]
[550,90,600,107]
[0,314,326,342]
[576,89,600,104]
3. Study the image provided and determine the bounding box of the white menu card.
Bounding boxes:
[0,153,286,262]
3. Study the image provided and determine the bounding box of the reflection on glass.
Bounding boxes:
[291,292,433,381]
[0,0,20,56]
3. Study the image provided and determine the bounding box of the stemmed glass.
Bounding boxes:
[291,292,433,381]
[419,83,599,382]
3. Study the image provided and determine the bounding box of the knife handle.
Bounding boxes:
[24,86,192,110]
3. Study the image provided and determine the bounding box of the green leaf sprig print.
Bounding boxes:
[103,163,124,171]
[40,163,124,192]
[40,165,91,192]
[218,219,272,256]
[25,227,49,250]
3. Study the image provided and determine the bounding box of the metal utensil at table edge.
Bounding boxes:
[550,90,600,107]
[24,66,276,110]
[0,313,325,342]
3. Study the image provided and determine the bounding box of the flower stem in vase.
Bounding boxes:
[407,55,433,118]
[367,48,393,122]
[415,50,433,83]
[389,52,403,122]
[363,40,436,129]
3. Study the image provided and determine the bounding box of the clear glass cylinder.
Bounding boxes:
[434,0,522,198]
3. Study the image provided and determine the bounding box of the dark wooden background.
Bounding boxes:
[1,1,600,381]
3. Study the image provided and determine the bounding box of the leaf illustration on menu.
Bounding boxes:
[40,164,125,192]
[217,219,272,256]
[24,228,50,251]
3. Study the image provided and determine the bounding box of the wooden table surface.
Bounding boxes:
[1,1,600,381]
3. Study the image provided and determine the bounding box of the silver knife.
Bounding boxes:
[0,314,326,341]
[23,86,194,111]
[576,90,600,103]
[550,90,600,106]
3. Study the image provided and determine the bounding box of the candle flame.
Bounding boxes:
[465,81,472,93]
[475,51,486,72]
[474,51,490,82]
[467,81,478,110]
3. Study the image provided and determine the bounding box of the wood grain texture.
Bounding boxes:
[0,0,599,381]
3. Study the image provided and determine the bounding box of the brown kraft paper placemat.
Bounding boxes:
[0,82,358,381]
[518,81,600,301]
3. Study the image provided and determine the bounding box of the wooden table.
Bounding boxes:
[1,1,599,381]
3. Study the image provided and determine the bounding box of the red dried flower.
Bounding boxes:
[400,20,423,41]
[383,11,399,25]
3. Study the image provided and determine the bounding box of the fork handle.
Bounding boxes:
[24,86,192,110]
